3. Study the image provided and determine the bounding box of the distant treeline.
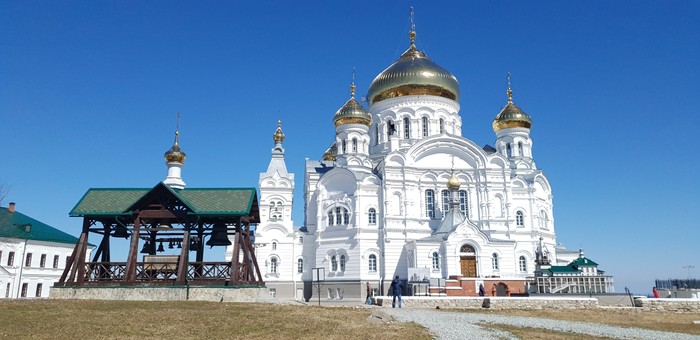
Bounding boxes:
[655,279,700,289]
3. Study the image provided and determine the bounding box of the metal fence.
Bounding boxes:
[655,278,700,289]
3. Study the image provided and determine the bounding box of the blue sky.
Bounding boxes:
[1,1,698,295]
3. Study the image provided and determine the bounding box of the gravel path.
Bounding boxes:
[382,308,700,340]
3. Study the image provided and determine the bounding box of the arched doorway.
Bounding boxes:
[496,282,508,296]
[459,244,477,277]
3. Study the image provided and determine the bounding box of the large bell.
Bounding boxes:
[112,225,130,238]
[206,224,232,247]
[140,241,151,254]
[157,241,165,252]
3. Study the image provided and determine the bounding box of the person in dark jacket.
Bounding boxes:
[391,275,403,308]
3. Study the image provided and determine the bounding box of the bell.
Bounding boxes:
[157,242,165,252]
[206,224,232,247]
[168,242,174,249]
[177,242,182,249]
[112,225,130,238]
[140,241,151,254]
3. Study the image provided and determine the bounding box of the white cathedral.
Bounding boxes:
[229,24,593,300]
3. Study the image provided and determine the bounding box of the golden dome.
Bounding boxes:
[366,30,459,106]
[334,82,372,127]
[164,131,186,163]
[322,143,337,161]
[447,171,461,190]
[273,120,285,143]
[492,76,532,132]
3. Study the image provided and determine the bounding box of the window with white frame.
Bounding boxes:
[53,255,59,269]
[491,253,499,270]
[439,118,445,134]
[375,126,379,144]
[403,117,410,139]
[368,208,377,225]
[506,143,512,157]
[340,255,346,272]
[331,255,338,272]
[35,283,42,297]
[516,211,524,227]
[441,190,450,215]
[270,257,278,274]
[387,120,395,138]
[328,207,350,226]
[422,117,429,137]
[459,190,468,217]
[297,258,304,273]
[425,189,435,218]
[519,256,527,272]
[518,142,524,156]
[342,140,346,154]
[352,138,357,153]
[25,253,32,267]
[40,254,46,268]
[539,210,548,229]
[7,252,14,266]
[272,242,277,250]
[431,252,440,270]
[368,254,377,272]
[21,283,28,298]
[298,236,303,245]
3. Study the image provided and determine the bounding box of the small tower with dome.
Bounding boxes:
[493,73,536,169]
[163,114,187,189]
[332,75,373,172]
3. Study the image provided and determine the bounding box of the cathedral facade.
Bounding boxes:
[238,26,578,300]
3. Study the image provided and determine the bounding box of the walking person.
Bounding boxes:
[391,276,403,308]
[366,282,373,305]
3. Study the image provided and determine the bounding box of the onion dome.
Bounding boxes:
[273,120,285,143]
[333,82,372,127]
[322,143,337,161]
[164,131,186,163]
[492,74,532,132]
[366,28,459,105]
[447,171,461,190]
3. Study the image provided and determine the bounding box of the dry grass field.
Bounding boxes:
[0,300,430,340]
[465,308,700,336]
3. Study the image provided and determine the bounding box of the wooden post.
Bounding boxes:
[75,219,91,284]
[175,225,190,286]
[124,215,141,284]
[230,221,241,285]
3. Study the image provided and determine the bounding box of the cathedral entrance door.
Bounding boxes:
[460,256,477,277]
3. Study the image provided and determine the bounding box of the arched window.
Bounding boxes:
[368,208,377,225]
[387,120,395,139]
[518,142,524,157]
[491,253,499,270]
[297,258,304,273]
[519,256,527,272]
[425,189,435,218]
[422,117,429,137]
[270,257,278,273]
[403,117,410,139]
[340,255,346,272]
[439,118,445,134]
[341,140,346,154]
[368,254,377,272]
[539,210,548,229]
[272,242,277,250]
[328,211,334,226]
[506,144,512,157]
[343,209,349,225]
[441,190,450,215]
[335,207,342,225]
[459,190,468,217]
[460,244,475,253]
[375,125,379,144]
[352,138,357,153]
[331,255,338,272]
[516,211,524,227]
[431,252,440,270]
[298,236,303,245]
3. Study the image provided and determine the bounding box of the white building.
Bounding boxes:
[236,22,605,300]
[0,203,89,298]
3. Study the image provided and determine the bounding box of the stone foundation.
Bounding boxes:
[635,298,700,312]
[49,286,270,302]
[374,296,598,309]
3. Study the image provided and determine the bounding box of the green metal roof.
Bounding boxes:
[70,189,149,216]
[0,207,80,245]
[570,256,598,267]
[70,182,258,217]
[548,265,581,274]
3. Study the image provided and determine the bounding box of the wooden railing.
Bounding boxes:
[81,262,235,286]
